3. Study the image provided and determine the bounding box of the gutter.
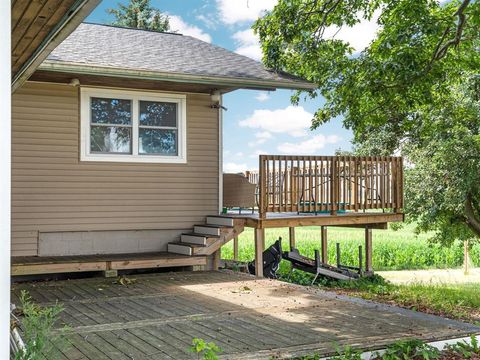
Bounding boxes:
[37,61,317,91]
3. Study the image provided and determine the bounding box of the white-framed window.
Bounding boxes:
[80,87,187,163]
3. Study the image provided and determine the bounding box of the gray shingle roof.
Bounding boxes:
[41,23,314,90]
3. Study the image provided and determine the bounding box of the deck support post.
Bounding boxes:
[321,226,328,264]
[103,262,118,278]
[365,227,373,274]
[254,228,265,277]
[289,227,296,250]
[103,269,118,278]
[233,235,239,261]
[213,248,222,270]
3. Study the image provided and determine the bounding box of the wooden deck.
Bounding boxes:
[12,252,206,276]
[11,271,480,359]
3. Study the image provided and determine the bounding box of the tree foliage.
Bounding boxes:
[254,0,480,245]
[108,0,170,32]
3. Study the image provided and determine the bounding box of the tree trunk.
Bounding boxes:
[465,192,480,237]
[463,240,470,275]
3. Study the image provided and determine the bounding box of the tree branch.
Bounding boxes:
[430,0,471,63]
[301,0,343,43]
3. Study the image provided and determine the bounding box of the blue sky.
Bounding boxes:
[86,0,366,172]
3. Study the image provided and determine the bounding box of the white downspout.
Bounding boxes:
[218,95,223,214]
[0,1,12,358]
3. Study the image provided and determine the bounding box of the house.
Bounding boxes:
[10,22,317,274]
[4,4,410,357]
[11,23,403,276]
[10,22,404,279]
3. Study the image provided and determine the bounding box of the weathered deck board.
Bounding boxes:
[11,271,480,359]
[12,251,207,276]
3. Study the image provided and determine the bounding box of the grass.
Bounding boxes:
[222,223,480,270]
[311,276,480,324]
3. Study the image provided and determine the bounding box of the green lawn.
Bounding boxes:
[222,223,480,270]
[313,276,480,324]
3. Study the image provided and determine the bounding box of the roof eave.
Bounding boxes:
[12,0,100,93]
[38,61,317,91]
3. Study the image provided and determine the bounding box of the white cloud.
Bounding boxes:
[255,92,270,102]
[239,105,313,137]
[323,12,380,53]
[169,15,212,43]
[277,134,341,155]
[232,29,262,61]
[196,14,217,29]
[216,0,277,24]
[249,149,268,158]
[224,162,248,173]
[249,131,273,146]
[255,131,272,140]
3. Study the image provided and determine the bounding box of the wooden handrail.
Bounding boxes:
[256,155,404,219]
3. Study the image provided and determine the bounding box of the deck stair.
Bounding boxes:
[167,216,244,256]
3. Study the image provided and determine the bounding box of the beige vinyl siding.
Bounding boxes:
[12,82,219,256]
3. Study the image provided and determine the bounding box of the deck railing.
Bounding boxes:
[256,155,403,219]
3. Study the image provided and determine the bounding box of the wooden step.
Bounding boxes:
[206,216,235,227]
[193,224,230,236]
[167,242,206,256]
[180,233,218,246]
[167,242,193,256]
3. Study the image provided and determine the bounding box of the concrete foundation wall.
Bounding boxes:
[38,229,186,256]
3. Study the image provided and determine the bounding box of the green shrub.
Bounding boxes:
[14,290,64,360]
[190,338,222,360]
[446,335,479,358]
[376,339,440,359]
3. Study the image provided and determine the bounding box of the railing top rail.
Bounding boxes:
[259,155,402,161]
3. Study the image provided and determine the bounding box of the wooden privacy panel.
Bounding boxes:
[257,155,403,218]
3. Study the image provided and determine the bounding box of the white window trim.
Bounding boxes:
[80,87,187,163]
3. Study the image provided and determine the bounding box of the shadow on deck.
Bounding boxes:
[11,271,480,359]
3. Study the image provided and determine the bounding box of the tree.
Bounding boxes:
[254,0,480,245]
[108,0,170,32]
[356,79,480,246]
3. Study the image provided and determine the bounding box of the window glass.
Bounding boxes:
[91,98,132,125]
[90,97,132,153]
[139,129,177,155]
[90,126,132,153]
[139,101,177,127]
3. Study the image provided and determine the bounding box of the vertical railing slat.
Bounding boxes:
[290,159,294,212]
[255,155,401,216]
